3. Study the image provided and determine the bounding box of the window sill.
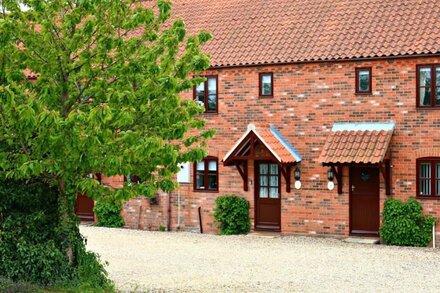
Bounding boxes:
[193,189,219,193]
[259,95,274,99]
[355,92,372,96]
[416,196,440,200]
[202,112,219,116]
[416,106,440,110]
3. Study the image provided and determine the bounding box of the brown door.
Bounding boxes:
[255,162,281,231]
[350,167,380,236]
[75,194,95,222]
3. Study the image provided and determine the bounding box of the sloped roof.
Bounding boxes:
[23,0,440,79]
[318,122,395,165]
[223,123,302,164]
[160,0,440,67]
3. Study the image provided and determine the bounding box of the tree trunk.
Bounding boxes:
[57,177,76,265]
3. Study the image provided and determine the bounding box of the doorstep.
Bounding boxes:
[343,236,380,244]
[247,231,281,238]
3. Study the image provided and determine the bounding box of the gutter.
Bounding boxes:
[208,53,440,70]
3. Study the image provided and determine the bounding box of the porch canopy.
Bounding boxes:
[223,123,302,192]
[318,122,395,194]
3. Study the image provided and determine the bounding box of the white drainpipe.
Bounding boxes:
[433,223,436,249]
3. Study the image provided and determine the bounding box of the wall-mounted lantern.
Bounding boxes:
[327,167,335,190]
[294,166,301,189]
[327,167,334,181]
[294,167,301,181]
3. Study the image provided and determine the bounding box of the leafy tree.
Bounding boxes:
[0,0,214,264]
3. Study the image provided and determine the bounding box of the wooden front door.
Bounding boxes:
[255,162,281,231]
[75,194,95,222]
[349,167,380,236]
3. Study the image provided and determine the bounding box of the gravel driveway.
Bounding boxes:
[81,225,440,292]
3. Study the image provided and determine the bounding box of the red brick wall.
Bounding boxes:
[118,56,440,238]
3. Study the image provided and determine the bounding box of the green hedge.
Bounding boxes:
[94,198,124,228]
[214,195,250,235]
[0,180,113,291]
[0,277,41,293]
[380,198,435,247]
[0,180,73,285]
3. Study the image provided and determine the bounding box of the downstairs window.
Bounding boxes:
[417,157,440,198]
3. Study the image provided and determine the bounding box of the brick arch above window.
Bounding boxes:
[414,149,440,158]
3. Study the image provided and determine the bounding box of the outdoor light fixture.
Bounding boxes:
[294,166,301,190]
[294,167,301,181]
[327,167,335,191]
[327,167,334,181]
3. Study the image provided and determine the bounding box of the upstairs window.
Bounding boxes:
[259,73,273,97]
[194,76,218,113]
[417,65,440,108]
[194,156,218,191]
[355,67,372,94]
[417,157,440,198]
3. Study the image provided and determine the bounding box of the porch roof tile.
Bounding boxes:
[318,122,395,165]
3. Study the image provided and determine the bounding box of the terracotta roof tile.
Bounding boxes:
[24,0,440,78]
[150,0,440,67]
[318,124,394,165]
[24,69,38,79]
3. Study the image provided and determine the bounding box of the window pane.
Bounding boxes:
[208,77,217,94]
[420,163,431,195]
[196,162,205,171]
[421,163,431,178]
[196,173,205,189]
[420,87,431,106]
[269,187,279,198]
[358,70,370,92]
[270,176,278,187]
[420,179,431,195]
[196,83,205,107]
[436,67,440,85]
[259,187,268,198]
[207,94,217,111]
[208,161,217,171]
[270,164,278,175]
[437,180,440,196]
[260,175,268,186]
[436,87,440,105]
[437,163,440,179]
[260,164,268,174]
[435,67,440,86]
[261,74,272,95]
[208,174,217,190]
[419,68,431,87]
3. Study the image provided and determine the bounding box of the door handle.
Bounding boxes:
[351,185,355,192]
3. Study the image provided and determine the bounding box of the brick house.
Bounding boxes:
[75,0,440,241]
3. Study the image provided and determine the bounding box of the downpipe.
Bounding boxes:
[198,206,203,234]
[433,223,436,249]
[166,192,171,231]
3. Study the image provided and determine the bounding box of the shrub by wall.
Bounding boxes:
[0,180,113,291]
[0,180,73,285]
[214,195,250,235]
[380,198,435,247]
[94,198,124,228]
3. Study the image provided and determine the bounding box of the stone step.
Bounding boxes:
[247,231,281,238]
[343,236,380,244]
